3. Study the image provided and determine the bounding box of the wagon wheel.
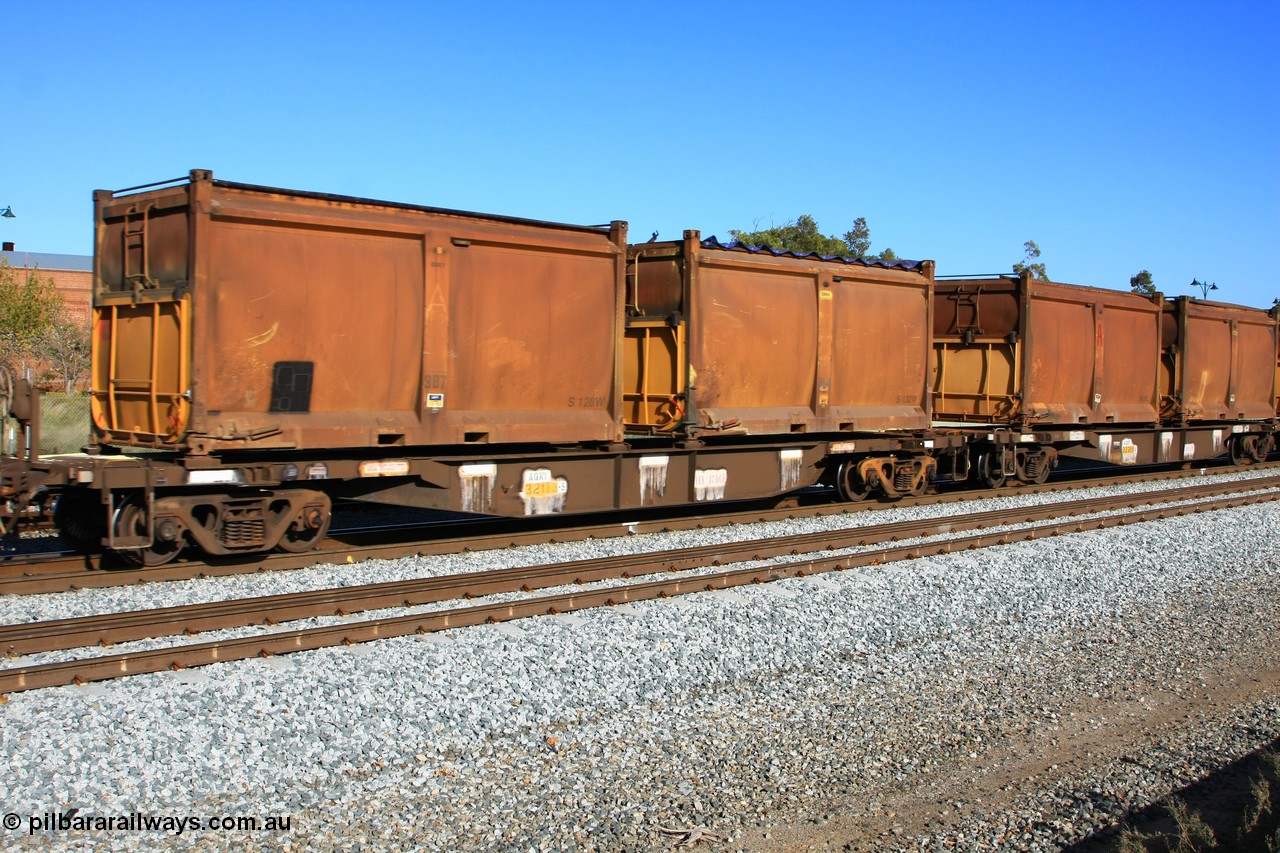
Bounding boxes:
[54,490,106,554]
[976,450,1006,489]
[1228,436,1253,466]
[890,461,929,498]
[112,495,183,567]
[835,460,871,502]
[276,505,332,553]
[1017,452,1052,486]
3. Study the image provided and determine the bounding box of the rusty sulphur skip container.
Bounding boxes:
[91,170,628,453]
[1160,296,1278,423]
[625,232,935,437]
[933,271,1163,426]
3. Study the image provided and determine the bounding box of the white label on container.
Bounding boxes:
[521,468,568,515]
[360,460,410,477]
[639,456,670,504]
[1120,439,1138,465]
[459,464,497,513]
[694,468,728,501]
[780,449,804,491]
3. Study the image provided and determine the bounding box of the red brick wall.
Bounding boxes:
[46,268,92,329]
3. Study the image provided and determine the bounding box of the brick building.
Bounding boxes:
[0,246,93,328]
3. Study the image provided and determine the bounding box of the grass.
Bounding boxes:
[2,392,90,456]
[1109,749,1280,852]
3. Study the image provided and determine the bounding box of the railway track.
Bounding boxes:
[2,461,1274,597]
[1,475,1275,695]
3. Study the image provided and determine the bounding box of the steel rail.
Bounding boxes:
[2,463,1275,597]
[0,487,1274,695]
[1,476,1276,657]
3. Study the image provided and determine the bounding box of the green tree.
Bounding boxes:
[1129,269,1156,296]
[1012,240,1048,281]
[842,217,872,258]
[40,320,91,394]
[0,260,65,377]
[730,214,897,261]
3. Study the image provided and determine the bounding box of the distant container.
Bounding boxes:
[91,170,628,453]
[626,233,935,437]
[933,272,1163,426]
[1160,296,1278,423]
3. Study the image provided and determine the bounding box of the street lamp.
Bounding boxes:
[1189,278,1218,299]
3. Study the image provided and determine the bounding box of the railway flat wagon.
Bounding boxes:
[932,272,1276,481]
[933,272,1164,427]
[932,272,1165,483]
[2,174,944,563]
[25,170,633,562]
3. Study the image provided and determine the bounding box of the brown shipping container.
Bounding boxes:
[934,273,1162,425]
[626,233,934,436]
[91,171,627,452]
[1160,296,1278,423]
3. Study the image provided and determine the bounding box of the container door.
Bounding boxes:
[91,181,195,444]
[91,297,191,442]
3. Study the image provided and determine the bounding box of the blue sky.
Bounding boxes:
[6,1,1278,306]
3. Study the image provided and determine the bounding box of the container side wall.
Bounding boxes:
[1097,303,1160,423]
[693,263,817,425]
[1023,282,1160,425]
[448,244,617,415]
[1182,313,1234,419]
[203,221,424,419]
[830,277,930,428]
[1023,296,1094,422]
[689,249,932,435]
[1233,321,1278,419]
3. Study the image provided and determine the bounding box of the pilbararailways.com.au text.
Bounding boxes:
[7,808,292,836]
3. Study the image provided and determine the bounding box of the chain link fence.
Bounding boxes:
[4,392,91,456]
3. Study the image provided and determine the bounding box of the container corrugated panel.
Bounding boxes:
[92,171,627,452]
[627,235,935,436]
[934,274,1162,426]
[1163,297,1278,422]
